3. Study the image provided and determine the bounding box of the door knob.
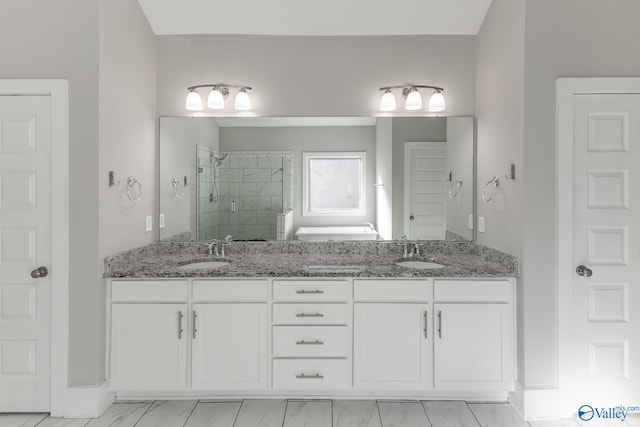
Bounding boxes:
[576,265,592,277]
[31,266,48,278]
[410,215,415,220]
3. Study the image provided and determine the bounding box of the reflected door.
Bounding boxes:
[404,142,447,240]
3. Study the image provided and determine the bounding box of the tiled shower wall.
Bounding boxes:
[197,149,293,240]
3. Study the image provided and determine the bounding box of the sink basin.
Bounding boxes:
[395,261,445,269]
[178,261,230,270]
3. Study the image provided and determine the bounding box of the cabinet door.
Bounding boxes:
[192,303,268,390]
[434,303,512,391]
[353,303,432,390]
[110,304,187,390]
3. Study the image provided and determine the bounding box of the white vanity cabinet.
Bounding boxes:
[191,280,268,390]
[353,279,433,390]
[109,281,189,391]
[109,279,268,392]
[271,279,351,390]
[433,280,514,391]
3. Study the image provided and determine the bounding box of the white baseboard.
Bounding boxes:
[509,382,567,421]
[64,382,115,418]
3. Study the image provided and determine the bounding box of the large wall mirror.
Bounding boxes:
[159,116,475,242]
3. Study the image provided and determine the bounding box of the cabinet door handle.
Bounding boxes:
[437,310,442,339]
[296,373,324,379]
[178,311,184,339]
[296,289,324,294]
[296,340,324,345]
[192,310,198,339]
[424,310,428,339]
[296,313,324,318]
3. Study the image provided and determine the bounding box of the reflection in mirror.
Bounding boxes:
[159,116,475,242]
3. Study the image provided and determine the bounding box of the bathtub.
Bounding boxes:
[295,226,379,241]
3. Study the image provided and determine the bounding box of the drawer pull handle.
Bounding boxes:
[424,310,428,339]
[296,313,324,318]
[296,289,325,294]
[437,310,442,339]
[192,310,198,339]
[296,340,324,345]
[296,373,324,379]
[178,311,184,339]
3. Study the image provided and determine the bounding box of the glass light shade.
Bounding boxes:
[234,89,251,111]
[379,90,396,112]
[185,90,203,111]
[428,91,446,112]
[207,88,225,109]
[405,88,422,110]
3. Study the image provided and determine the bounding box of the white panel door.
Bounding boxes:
[571,94,640,406]
[404,142,447,240]
[353,303,432,390]
[191,303,268,390]
[110,304,188,390]
[0,96,51,412]
[433,303,512,391]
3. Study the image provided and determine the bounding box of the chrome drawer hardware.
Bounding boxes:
[178,311,184,339]
[296,313,324,318]
[424,310,428,339]
[192,310,198,339]
[437,310,442,339]
[296,290,325,294]
[296,340,324,345]
[296,373,324,379]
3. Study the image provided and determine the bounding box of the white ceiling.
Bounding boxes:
[137,0,493,36]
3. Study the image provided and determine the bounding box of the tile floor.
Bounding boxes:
[1,400,639,427]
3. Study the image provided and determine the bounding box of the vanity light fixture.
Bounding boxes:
[185,84,252,111]
[378,85,446,113]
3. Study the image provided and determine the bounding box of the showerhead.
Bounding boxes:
[210,152,228,166]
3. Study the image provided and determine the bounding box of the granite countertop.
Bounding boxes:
[104,241,519,279]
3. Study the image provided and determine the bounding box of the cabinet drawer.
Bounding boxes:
[272,359,349,390]
[354,279,431,302]
[273,303,348,325]
[434,280,511,303]
[273,326,348,358]
[193,280,268,302]
[273,280,349,302]
[111,280,188,302]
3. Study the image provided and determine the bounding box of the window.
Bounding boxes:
[302,152,366,216]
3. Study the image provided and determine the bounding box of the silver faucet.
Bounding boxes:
[204,238,230,258]
[410,242,420,257]
[397,234,409,258]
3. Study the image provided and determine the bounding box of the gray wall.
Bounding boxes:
[0,0,102,386]
[476,0,640,391]
[0,0,156,386]
[220,126,376,231]
[391,117,447,238]
[445,117,474,239]
[475,0,526,386]
[156,35,476,117]
[521,0,640,388]
[159,118,220,240]
[96,0,157,386]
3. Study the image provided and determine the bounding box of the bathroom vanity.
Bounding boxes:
[105,241,518,400]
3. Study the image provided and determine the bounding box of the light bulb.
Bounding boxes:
[185,89,203,111]
[405,88,422,110]
[379,89,396,112]
[207,88,225,109]
[234,88,251,111]
[428,90,446,112]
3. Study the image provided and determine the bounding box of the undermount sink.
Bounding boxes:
[178,260,230,270]
[395,261,445,269]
